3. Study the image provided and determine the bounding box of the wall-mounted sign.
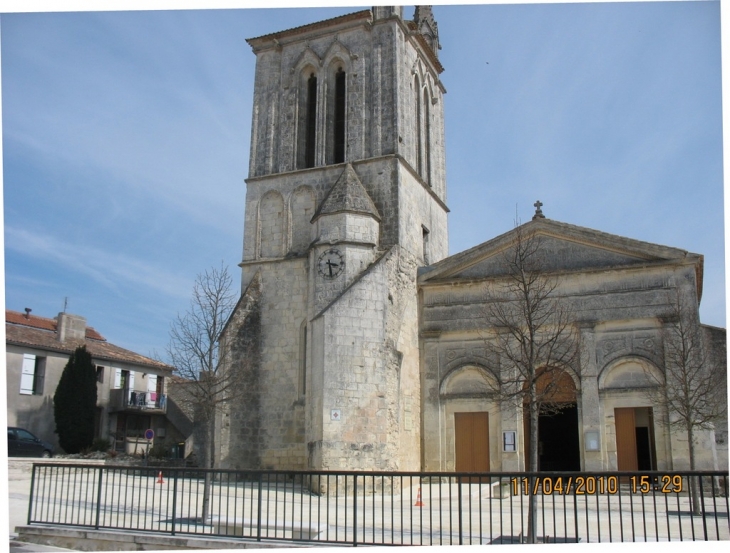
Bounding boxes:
[503,431,516,452]
[144,429,155,441]
[584,430,600,451]
[331,409,342,421]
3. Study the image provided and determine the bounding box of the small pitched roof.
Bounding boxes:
[419,218,704,296]
[312,163,381,222]
[5,310,173,374]
[5,310,106,341]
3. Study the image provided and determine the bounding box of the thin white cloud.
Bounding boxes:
[4,226,193,300]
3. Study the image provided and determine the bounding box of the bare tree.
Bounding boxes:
[650,290,726,513]
[166,263,238,523]
[482,223,581,543]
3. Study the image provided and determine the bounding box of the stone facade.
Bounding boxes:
[220,6,727,474]
[419,218,728,472]
[220,6,448,471]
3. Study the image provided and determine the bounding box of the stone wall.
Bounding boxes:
[222,260,308,470]
[307,245,421,471]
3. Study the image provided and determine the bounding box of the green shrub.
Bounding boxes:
[148,444,171,459]
[53,346,97,454]
[91,438,112,452]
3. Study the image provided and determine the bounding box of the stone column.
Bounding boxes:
[578,324,603,471]
[421,338,442,471]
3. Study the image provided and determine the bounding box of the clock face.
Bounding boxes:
[317,248,344,279]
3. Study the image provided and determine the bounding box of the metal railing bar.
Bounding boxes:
[652,483,659,542]
[641,486,647,542]
[23,466,730,545]
[27,464,36,525]
[699,474,708,541]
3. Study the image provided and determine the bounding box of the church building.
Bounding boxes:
[218,6,727,474]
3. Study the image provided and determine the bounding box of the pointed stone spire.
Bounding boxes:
[414,6,440,58]
[312,164,381,222]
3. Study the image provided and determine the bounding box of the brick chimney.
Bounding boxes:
[57,312,87,342]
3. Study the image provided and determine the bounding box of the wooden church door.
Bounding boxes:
[455,412,490,473]
[615,407,638,471]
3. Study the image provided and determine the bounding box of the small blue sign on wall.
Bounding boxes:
[144,429,155,440]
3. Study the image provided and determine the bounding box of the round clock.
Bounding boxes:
[317,248,344,279]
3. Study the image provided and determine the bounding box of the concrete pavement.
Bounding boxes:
[6,458,101,552]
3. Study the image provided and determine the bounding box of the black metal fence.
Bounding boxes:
[27,464,729,544]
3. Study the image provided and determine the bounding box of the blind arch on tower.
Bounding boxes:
[289,185,316,255]
[258,190,286,258]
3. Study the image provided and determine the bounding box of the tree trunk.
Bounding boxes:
[687,424,701,516]
[527,396,539,543]
[201,412,216,524]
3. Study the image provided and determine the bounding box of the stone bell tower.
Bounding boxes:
[219,6,449,471]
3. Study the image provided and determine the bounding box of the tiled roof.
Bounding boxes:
[246,9,372,46]
[5,311,173,373]
[5,310,106,341]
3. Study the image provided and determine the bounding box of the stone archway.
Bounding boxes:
[440,365,498,474]
[523,368,581,471]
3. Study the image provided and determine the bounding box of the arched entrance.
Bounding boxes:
[523,368,581,471]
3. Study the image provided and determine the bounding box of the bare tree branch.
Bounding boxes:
[480,224,581,543]
[165,263,241,523]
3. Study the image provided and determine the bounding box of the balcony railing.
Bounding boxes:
[26,466,729,544]
[108,389,167,413]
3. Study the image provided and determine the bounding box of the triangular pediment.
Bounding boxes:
[420,219,701,283]
[312,164,381,222]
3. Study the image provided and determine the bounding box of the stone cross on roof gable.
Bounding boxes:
[533,200,545,220]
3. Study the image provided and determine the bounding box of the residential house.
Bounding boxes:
[5,309,187,455]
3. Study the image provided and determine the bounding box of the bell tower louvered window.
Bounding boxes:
[333,68,346,164]
[423,87,431,185]
[304,73,317,169]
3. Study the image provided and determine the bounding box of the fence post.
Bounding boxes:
[573,483,579,543]
[94,466,104,530]
[353,475,358,547]
[457,475,463,545]
[256,474,263,542]
[171,470,178,536]
[699,474,708,541]
[26,464,37,525]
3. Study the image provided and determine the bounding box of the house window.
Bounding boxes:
[96,365,105,383]
[19,354,45,395]
[114,368,133,390]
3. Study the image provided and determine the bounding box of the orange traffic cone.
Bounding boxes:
[414,487,425,507]
[156,471,165,484]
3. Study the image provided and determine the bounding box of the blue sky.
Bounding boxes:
[1,1,725,359]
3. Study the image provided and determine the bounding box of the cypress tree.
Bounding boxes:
[53,345,98,453]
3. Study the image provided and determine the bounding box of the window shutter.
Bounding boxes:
[129,372,135,390]
[20,354,36,395]
[147,374,157,393]
[114,368,122,389]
